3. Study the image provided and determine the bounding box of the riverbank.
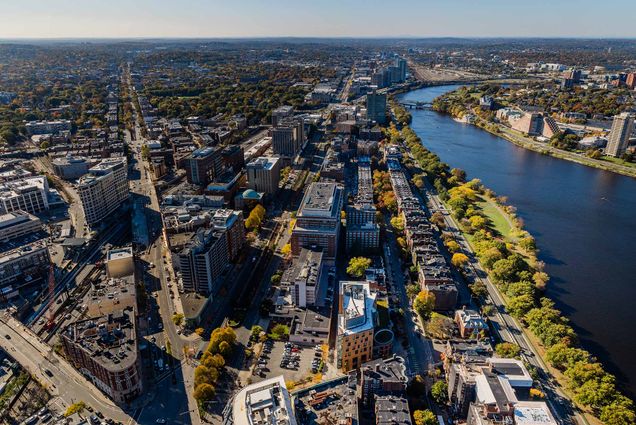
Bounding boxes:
[391,90,636,423]
[471,117,636,179]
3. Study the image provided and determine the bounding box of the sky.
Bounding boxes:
[0,0,635,39]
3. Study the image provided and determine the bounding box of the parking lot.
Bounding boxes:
[252,340,324,383]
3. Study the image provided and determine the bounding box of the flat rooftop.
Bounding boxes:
[107,247,133,262]
[298,182,342,219]
[513,401,558,425]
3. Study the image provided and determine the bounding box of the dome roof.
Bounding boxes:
[242,189,260,199]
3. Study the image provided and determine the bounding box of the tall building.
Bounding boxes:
[394,57,407,82]
[60,308,143,404]
[337,281,377,371]
[211,209,245,261]
[183,147,222,186]
[271,118,304,157]
[246,156,281,195]
[0,176,49,214]
[605,112,634,157]
[271,105,294,127]
[627,72,636,90]
[174,228,228,295]
[77,158,128,227]
[367,91,387,125]
[291,182,344,259]
[224,375,296,425]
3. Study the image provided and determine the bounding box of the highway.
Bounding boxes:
[0,314,134,423]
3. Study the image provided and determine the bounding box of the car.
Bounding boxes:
[44,369,53,377]
[4,334,10,339]
[40,414,52,423]
[155,419,166,424]
[150,336,156,342]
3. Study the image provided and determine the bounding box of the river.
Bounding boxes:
[399,85,636,398]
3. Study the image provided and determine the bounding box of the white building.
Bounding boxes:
[225,375,296,425]
[246,156,281,195]
[106,247,134,278]
[77,158,128,227]
[0,176,49,214]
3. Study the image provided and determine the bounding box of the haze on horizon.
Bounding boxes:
[1,0,635,39]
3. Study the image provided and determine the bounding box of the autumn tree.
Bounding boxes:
[413,290,435,321]
[451,252,469,268]
[347,257,372,278]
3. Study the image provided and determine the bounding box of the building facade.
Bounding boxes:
[77,158,129,226]
[183,147,223,186]
[291,182,344,260]
[246,156,281,195]
[605,112,634,157]
[337,281,377,371]
[0,211,42,242]
[367,91,387,125]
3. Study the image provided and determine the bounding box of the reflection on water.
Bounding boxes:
[399,85,636,398]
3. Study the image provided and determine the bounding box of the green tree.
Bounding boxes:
[172,313,184,326]
[451,252,469,268]
[413,290,435,321]
[207,327,237,354]
[193,383,216,404]
[406,284,420,300]
[201,352,225,370]
[600,396,636,425]
[141,144,150,160]
[507,294,536,318]
[250,325,264,340]
[390,216,405,233]
[270,324,290,340]
[430,380,448,405]
[413,409,437,425]
[495,342,521,359]
[347,257,372,278]
[218,341,232,358]
[545,343,589,370]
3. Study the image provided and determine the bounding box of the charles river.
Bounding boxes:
[399,85,636,399]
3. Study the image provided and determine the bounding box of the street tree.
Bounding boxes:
[347,257,372,278]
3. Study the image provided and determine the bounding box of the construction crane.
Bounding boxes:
[44,262,56,331]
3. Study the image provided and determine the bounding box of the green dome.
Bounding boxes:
[242,189,260,199]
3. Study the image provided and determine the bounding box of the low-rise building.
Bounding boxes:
[60,308,143,404]
[0,239,50,299]
[224,375,296,425]
[52,155,90,179]
[455,308,489,338]
[0,211,42,242]
[360,355,408,407]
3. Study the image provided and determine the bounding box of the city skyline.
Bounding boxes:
[1,0,636,39]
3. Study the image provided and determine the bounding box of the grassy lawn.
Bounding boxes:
[477,197,514,240]
[600,155,636,169]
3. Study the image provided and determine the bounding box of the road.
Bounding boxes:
[123,66,199,425]
[0,314,134,423]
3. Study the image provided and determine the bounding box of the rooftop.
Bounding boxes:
[298,182,343,219]
[230,375,296,425]
[339,281,376,335]
[513,401,558,425]
[62,307,138,372]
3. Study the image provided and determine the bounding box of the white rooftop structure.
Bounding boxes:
[513,401,558,425]
[339,281,376,335]
[229,375,296,425]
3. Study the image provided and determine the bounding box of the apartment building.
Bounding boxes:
[282,247,323,308]
[52,155,90,180]
[60,308,143,404]
[171,228,228,296]
[211,209,245,261]
[346,158,380,252]
[271,117,305,157]
[0,240,50,299]
[25,119,72,136]
[605,112,634,157]
[183,147,223,185]
[337,281,377,371]
[367,91,387,125]
[77,158,128,226]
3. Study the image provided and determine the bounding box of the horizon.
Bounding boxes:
[1,0,636,39]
